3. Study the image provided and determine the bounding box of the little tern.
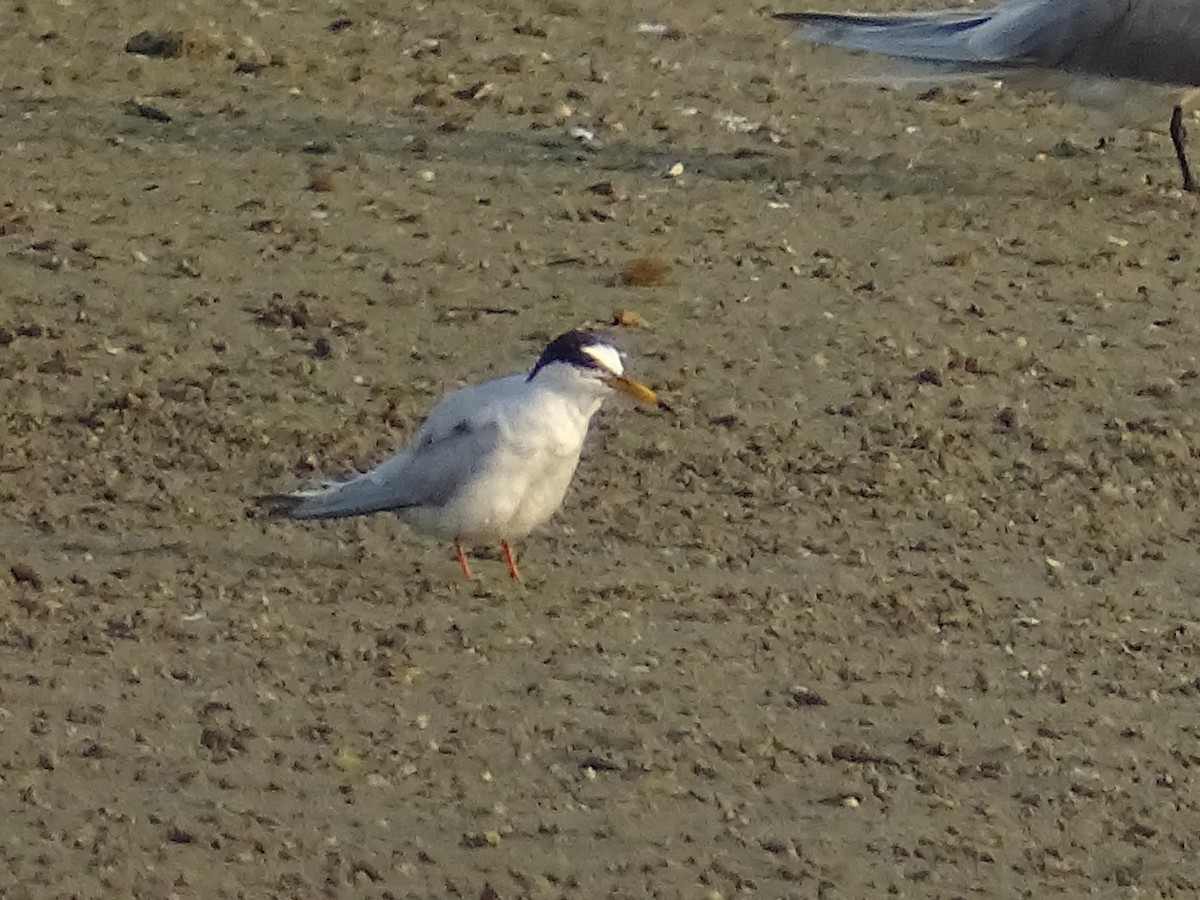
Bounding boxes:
[774,0,1200,192]
[259,328,665,581]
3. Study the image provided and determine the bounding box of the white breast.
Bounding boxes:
[398,384,598,542]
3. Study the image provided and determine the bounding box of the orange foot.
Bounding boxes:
[501,540,522,581]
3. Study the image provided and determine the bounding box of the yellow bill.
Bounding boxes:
[603,373,669,410]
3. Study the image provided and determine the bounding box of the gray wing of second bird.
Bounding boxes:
[776,0,1200,87]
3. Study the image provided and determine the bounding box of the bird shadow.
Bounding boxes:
[2,94,976,199]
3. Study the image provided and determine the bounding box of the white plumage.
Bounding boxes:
[260,328,664,580]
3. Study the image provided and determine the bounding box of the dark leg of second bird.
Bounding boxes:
[1170,105,1198,194]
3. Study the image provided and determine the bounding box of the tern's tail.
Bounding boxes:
[256,474,393,521]
[774,9,1012,68]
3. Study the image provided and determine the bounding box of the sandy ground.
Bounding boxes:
[4,0,1200,897]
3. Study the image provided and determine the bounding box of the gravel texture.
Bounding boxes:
[4,1,1200,897]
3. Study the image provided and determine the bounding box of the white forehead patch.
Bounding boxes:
[581,343,624,375]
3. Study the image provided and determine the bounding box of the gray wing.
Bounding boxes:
[776,0,1200,87]
[260,418,502,520]
[1049,0,1200,86]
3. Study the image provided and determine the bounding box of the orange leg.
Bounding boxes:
[501,540,522,581]
[453,538,474,580]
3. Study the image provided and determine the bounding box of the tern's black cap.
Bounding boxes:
[528,328,617,380]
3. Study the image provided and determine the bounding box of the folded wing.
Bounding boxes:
[260,417,502,520]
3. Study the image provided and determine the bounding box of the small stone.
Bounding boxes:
[333,748,361,771]
[11,562,43,590]
[612,309,647,328]
[125,30,184,59]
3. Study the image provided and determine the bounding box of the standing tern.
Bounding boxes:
[259,328,665,581]
[774,0,1200,192]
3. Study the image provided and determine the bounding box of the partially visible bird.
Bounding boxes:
[774,0,1200,192]
[258,328,666,581]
